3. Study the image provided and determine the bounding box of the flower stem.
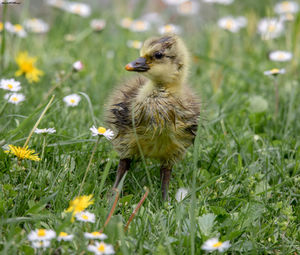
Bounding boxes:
[40,135,47,161]
[124,187,149,232]
[0,101,8,116]
[78,136,100,196]
[23,95,55,148]
[0,5,7,71]
[274,78,279,118]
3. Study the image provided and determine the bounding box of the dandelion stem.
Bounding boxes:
[0,5,7,71]
[78,136,101,196]
[100,188,120,232]
[124,187,149,232]
[23,95,55,148]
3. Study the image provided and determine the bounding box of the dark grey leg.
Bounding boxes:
[113,158,131,188]
[160,165,172,200]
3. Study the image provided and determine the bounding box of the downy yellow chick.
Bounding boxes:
[106,34,200,199]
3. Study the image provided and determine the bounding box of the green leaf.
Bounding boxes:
[198,213,216,236]
[119,194,133,205]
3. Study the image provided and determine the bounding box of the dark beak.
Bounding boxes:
[125,57,149,72]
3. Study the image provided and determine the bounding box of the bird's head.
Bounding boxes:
[125,34,190,86]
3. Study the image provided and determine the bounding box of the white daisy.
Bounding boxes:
[90,19,106,32]
[141,13,163,25]
[177,1,199,15]
[203,0,234,5]
[73,60,83,71]
[63,2,91,17]
[253,135,260,141]
[5,93,25,105]
[34,128,56,134]
[274,1,299,15]
[257,18,284,40]
[127,40,143,49]
[87,241,115,255]
[158,24,181,35]
[120,17,133,29]
[90,126,114,140]
[57,232,74,241]
[75,211,95,223]
[263,68,286,76]
[5,22,27,37]
[63,94,81,107]
[201,238,231,252]
[218,16,247,33]
[24,18,49,34]
[31,240,51,249]
[0,78,21,91]
[45,0,67,9]
[162,0,186,5]
[269,50,292,62]
[84,231,108,240]
[28,229,56,241]
[175,188,188,202]
[129,20,150,32]
[280,13,295,21]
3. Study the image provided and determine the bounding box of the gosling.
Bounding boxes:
[106,34,200,200]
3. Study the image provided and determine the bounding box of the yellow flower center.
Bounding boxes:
[14,24,23,32]
[7,84,13,89]
[98,244,106,252]
[59,232,68,237]
[282,1,291,11]
[0,22,3,31]
[82,214,89,220]
[97,127,106,134]
[11,97,18,102]
[136,21,145,29]
[213,241,222,248]
[268,24,276,32]
[180,1,192,13]
[132,41,141,48]
[37,229,46,237]
[122,18,132,28]
[164,25,174,32]
[92,231,100,236]
[277,53,285,59]
[70,99,76,103]
[225,20,233,29]
[73,5,82,14]
[271,68,279,73]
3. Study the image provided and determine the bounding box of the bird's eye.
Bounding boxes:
[154,52,164,59]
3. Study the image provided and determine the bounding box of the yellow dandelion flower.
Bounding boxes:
[0,22,3,32]
[15,52,44,83]
[65,194,94,215]
[5,145,40,161]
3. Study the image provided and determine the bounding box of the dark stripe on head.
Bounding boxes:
[150,36,175,47]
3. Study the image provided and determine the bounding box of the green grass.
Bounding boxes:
[0,0,300,254]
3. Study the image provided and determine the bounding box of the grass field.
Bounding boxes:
[0,0,300,254]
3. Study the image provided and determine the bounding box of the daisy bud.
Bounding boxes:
[73,61,83,72]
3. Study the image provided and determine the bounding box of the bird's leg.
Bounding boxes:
[113,158,131,188]
[160,164,172,200]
